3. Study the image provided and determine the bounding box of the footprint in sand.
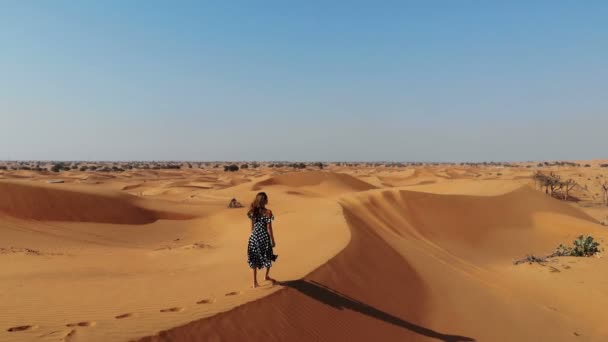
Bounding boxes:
[66,321,95,328]
[115,313,134,319]
[7,325,36,332]
[225,291,240,296]
[196,299,214,304]
[160,307,184,313]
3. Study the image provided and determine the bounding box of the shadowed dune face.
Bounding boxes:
[0,182,190,224]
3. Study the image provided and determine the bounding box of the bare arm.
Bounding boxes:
[267,221,275,247]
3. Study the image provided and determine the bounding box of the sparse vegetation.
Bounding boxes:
[290,162,306,169]
[514,235,602,265]
[554,235,601,257]
[224,164,239,172]
[51,163,66,173]
[532,171,578,200]
[599,178,608,206]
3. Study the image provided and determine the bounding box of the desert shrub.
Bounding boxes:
[79,166,89,171]
[240,163,249,169]
[89,165,98,171]
[315,162,324,169]
[601,164,608,168]
[290,162,306,169]
[0,166,7,170]
[51,163,65,173]
[515,235,602,265]
[553,235,601,257]
[251,162,260,168]
[584,164,591,167]
[224,164,239,172]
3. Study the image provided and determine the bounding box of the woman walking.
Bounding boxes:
[247,192,277,288]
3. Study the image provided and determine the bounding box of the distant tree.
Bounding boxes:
[251,162,260,168]
[599,178,608,206]
[584,164,591,168]
[241,163,249,169]
[51,163,64,173]
[89,165,98,171]
[224,164,239,172]
[561,179,577,200]
[533,171,562,196]
[79,166,89,171]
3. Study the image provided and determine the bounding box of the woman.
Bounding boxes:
[247,192,278,288]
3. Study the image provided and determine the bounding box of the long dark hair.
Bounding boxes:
[248,192,268,219]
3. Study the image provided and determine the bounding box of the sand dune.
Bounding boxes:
[0,181,191,224]
[140,183,608,342]
[253,171,377,194]
[2,166,608,342]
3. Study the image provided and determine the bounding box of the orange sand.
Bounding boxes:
[2,164,608,341]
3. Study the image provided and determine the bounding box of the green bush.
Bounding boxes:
[553,235,601,257]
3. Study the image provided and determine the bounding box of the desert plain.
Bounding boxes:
[2,160,608,342]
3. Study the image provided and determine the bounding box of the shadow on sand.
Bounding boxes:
[279,280,476,342]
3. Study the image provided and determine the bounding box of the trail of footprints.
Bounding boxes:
[7,290,243,333]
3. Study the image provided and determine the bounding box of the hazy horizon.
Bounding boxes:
[2,1,607,162]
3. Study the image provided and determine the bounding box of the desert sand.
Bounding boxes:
[2,162,608,342]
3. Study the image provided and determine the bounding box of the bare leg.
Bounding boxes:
[264,267,276,284]
[252,268,260,288]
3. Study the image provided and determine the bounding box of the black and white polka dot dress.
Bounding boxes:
[247,210,275,269]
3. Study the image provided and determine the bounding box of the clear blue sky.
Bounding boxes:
[1,1,606,162]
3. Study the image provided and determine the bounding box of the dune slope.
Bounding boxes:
[140,186,608,342]
[0,181,189,224]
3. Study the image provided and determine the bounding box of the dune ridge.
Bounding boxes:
[252,171,377,193]
[139,184,608,342]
